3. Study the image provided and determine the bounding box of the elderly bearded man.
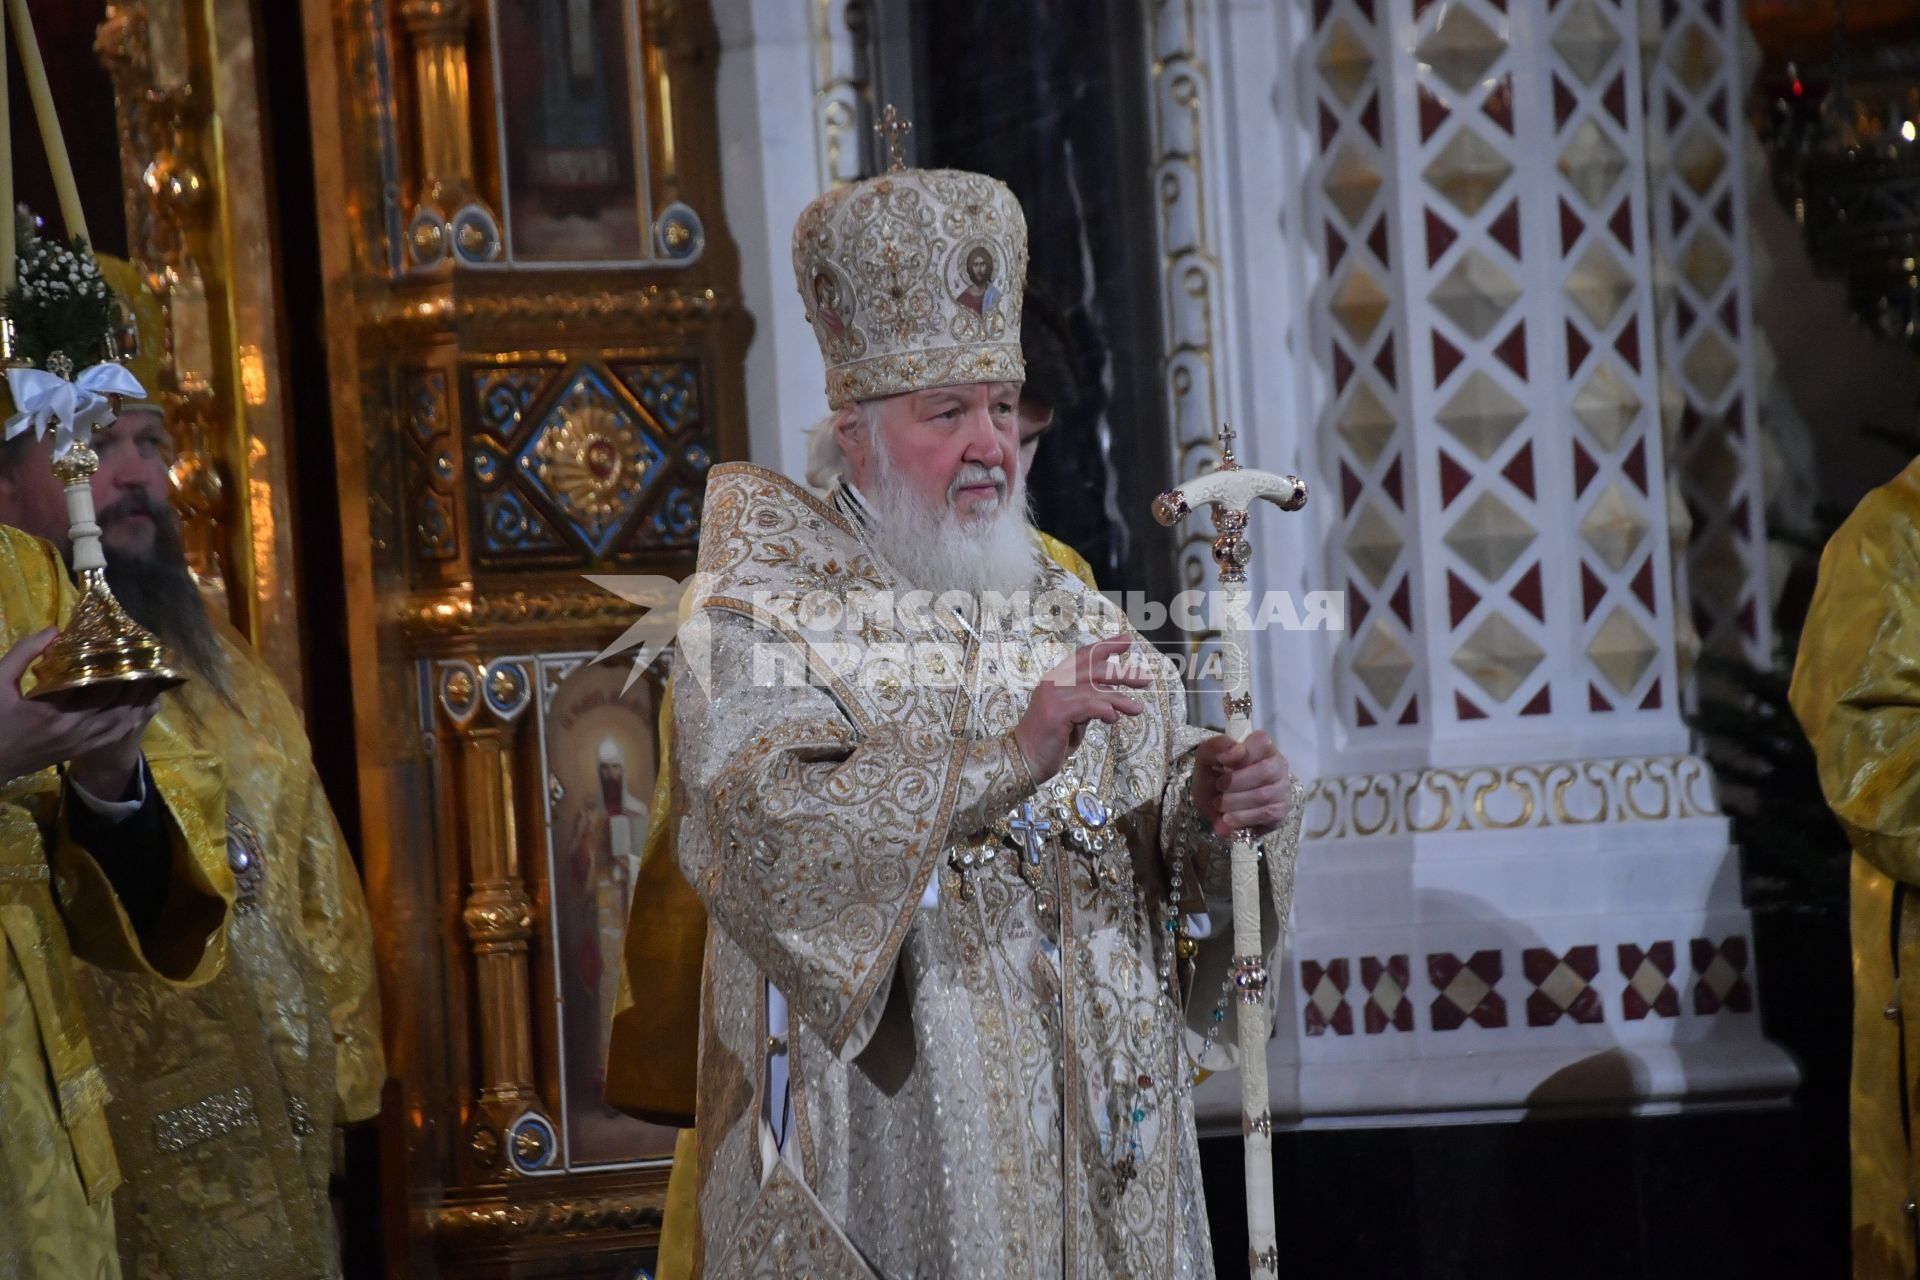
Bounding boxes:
[662,161,1302,1278]
[0,258,384,1279]
[607,282,1107,1280]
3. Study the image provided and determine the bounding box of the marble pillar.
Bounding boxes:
[1642,0,1775,671]
[714,0,876,481]
[1198,0,1795,1124]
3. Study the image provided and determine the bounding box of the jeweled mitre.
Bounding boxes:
[792,168,1028,408]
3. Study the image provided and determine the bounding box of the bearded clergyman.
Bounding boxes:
[650,156,1303,1276]
[0,255,384,1279]
[605,275,1107,1280]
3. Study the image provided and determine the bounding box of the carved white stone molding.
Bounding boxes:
[1143,0,1324,774]
[1301,752,1722,843]
[808,0,874,190]
[715,0,887,481]
[1145,3,1237,630]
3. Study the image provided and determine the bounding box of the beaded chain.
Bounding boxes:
[839,483,1252,1190]
[1101,799,1242,1189]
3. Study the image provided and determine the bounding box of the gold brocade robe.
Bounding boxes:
[0,526,233,1280]
[1791,455,1920,1278]
[666,466,1301,1278]
[74,616,385,1279]
[607,530,1098,1280]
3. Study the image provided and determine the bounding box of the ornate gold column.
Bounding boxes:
[398,0,491,269]
[306,1,748,1272]
[94,0,307,692]
[437,657,546,1172]
[97,13,219,546]
[400,0,474,191]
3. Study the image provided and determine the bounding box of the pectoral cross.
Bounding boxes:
[1010,801,1052,887]
[874,103,912,173]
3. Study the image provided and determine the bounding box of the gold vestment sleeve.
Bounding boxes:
[48,732,231,986]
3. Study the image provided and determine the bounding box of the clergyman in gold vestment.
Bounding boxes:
[613,162,1303,1277]
[0,522,233,1280]
[1792,454,1920,1278]
[0,258,385,1279]
[608,292,1108,1277]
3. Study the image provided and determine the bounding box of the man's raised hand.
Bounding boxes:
[1013,636,1152,784]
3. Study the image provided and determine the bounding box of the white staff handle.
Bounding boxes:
[1152,427,1305,1277]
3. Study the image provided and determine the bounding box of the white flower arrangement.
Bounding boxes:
[2,212,119,375]
[13,233,111,307]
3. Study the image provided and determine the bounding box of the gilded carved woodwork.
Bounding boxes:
[94,0,306,689]
[360,282,738,343]
[397,0,493,270]
[433,649,559,1196]
[308,0,745,1271]
[392,581,681,648]
[432,1187,666,1242]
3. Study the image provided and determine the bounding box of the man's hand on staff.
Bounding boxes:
[1192,732,1294,838]
[0,626,158,797]
[1014,636,1151,783]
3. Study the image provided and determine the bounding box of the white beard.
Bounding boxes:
[864,444,1041,599]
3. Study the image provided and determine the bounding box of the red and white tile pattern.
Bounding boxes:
[1429,949,1508,1030]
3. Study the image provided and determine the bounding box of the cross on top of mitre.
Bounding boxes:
[874,103,912,172]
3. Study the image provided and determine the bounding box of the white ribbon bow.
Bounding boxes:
[4,363,149,460]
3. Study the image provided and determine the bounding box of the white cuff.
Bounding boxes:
[68,763,147,823]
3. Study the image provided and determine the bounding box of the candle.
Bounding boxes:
[6,0,88,248]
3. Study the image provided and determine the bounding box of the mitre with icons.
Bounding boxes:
[791,106,1029,407]
[0,0,183,704]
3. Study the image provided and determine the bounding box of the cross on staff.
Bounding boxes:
[874,103,912,172]
[1219,421,1240,468]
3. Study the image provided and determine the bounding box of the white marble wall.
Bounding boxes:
[1171,0,1797,1125]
